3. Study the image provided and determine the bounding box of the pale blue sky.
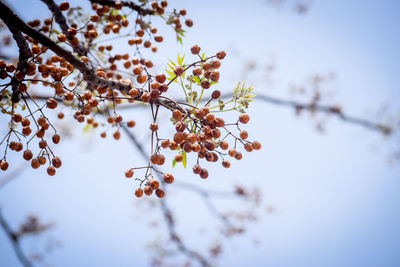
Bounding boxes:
[1,0,400,266]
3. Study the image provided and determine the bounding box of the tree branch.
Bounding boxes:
[0,1,132,91]
[256,94,393,134]
[159,199,212,267]
[40,0,88,56]
[0,210,33,267]
[0,1,191,113]
[20,90,394,135]
[120,123,213,267]
[89,0,154,16]
[2,16,31,102]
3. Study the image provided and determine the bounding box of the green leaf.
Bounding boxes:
[192,75,200,83]
[233,82,241,97]
[177,53,185,66]
[168,59,176,67]
[182,151,187,168]
[165,69,176,81]
[176,34,183,44]
[172,159,177,168]
[83,123,93,133]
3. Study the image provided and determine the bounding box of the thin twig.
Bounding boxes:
[0,210,33,267]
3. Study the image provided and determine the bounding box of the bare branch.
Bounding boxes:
[160,199,212,267]
[120,123,213,267]
[0,210,33,267]
[255,94,393,134]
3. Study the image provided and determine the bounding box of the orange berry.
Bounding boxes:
[113,131,121,140]
[244,143,253,152]
[47,166,56,176]
[0,161,9,171]
[155,188,165,198]
[150,89,159,99]
[137,74,147,84]
[163,173,174,184]
[23,150,33,161]
[211,60,221,69]
[31,158,40,169]
[185,19,193,27]
[240,130,248,139]
[52,156,62,168]
[161,139,170,148]
[144,185,153,196]
[114,115,123,123]
[239,113,250,124]
[216,50,226,60]
[201,80,210,89]
[129,88,139,97]
[155,73,166,83]
[38,156,46,165]
[205,113,215,123]
[211,90,221,99]
[135,188,143,197]
[234,152,243,160]
[222,160,230,168]
[150,123,158,131]
[21,118,30,127]
[140,92,150,102]
[39,140,47,149]
[210,71,219,82]
[143,40,151,48]
[169,141,178,150]
[149,179,160,189]
[59,1,70,11]
[192,67,202,76]
[174,66,184,76]
[192,164,201,174]
[174,153,183,162]
[58,34,67,42]
[219,140,228,150]
[215,117,225,127]
[52,134,60,144]
[252,141,261,150]
[125,169,134,178]
[200,168,208,179]
[172,109,182,121]
[132,65,143,75]
[46,98,58,109]
[173,132,184,144]
[154,35,163,42]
